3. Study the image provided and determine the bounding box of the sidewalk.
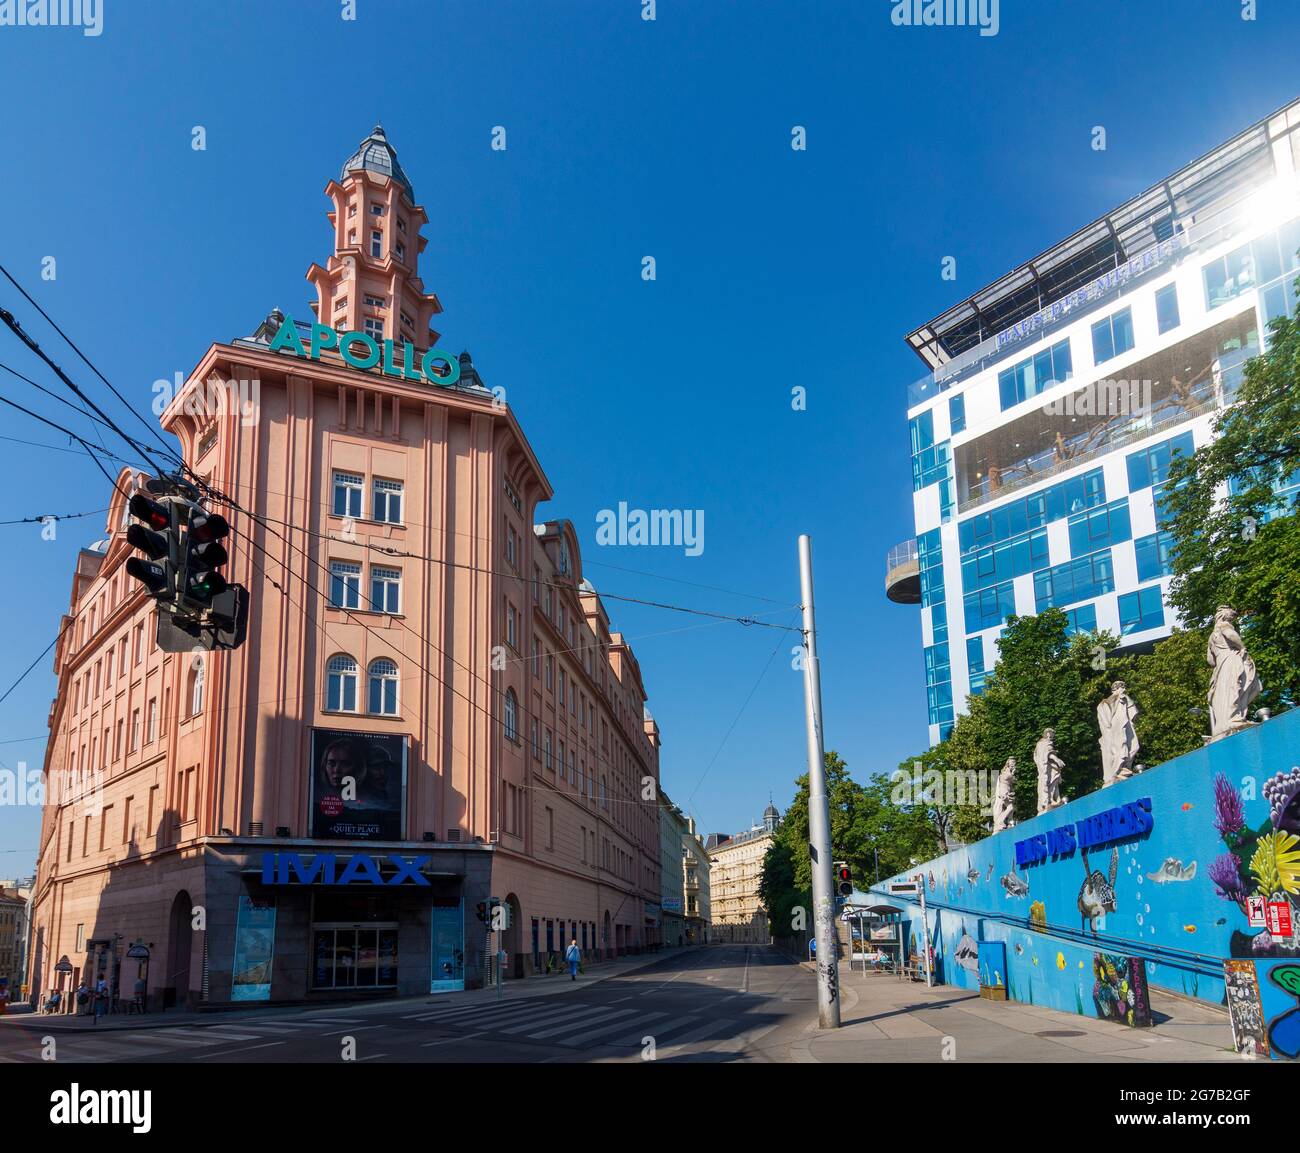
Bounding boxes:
[2,946,696,1035]
[790,963,1238,1063]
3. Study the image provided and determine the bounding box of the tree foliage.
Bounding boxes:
[1163,283,1300,710]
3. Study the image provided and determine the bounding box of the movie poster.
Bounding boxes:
[309,729,407,840]
[230,895,277,1002]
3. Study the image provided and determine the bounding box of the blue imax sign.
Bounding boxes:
[261,852,432,886]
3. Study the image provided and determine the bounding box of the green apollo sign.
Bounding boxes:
[267,315,461,387]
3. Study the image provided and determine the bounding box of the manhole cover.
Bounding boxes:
[1035,1029,1086,1038]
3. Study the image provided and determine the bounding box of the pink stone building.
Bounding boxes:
[28,127,664,1008]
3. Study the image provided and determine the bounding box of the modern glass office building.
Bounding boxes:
[887,99,1300,746]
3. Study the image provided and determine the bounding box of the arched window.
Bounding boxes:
[368,658,398,716]
[188,655,205,717]
[503,689,518,742]
[327,655,359,712]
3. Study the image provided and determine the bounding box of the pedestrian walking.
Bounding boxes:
[565,938,581,981]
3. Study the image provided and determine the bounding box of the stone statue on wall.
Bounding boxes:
[992,757,1017,834]
[1207,606,1262,739]
[1097,680,1141,786]
[1034,728,1066,814]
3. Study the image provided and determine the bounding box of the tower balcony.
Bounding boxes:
[885,539,921,604]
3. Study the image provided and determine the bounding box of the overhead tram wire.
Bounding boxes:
[0,287,795,619]
[229,518,668,813]
[0,619,72,708]
[0,390,136,500]
[0,304,179,481]
[0,261,184,469]
[0,506,109,526]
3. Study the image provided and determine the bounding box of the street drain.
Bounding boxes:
[1035,1029,1086,1037]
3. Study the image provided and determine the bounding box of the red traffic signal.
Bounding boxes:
[128,492,170,531]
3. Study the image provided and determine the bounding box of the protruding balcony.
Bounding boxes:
[885,539,921,604]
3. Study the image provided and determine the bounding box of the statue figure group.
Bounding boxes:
[988,606,1264,834]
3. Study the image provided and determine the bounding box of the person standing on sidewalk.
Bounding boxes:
[565,939,581,981]
[93,978,108,1024]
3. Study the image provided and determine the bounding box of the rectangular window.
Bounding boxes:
[330,561,362,609]
[134,623,144,665]
[370,203,385,217]
[363,293,385,307]
[1134,530,1177,582]
[505,523,517,568]
[545,655,554,691]
[130,708,141,752]
[146,697,158,744]
[923,642,950,688]
[962,581,1016,632]
[1126,431,1194,491]
[370,230,383,258]
[1155,283,1180,334]
[1033,550,1114,610]
[1067,498,1132,558]
[371,478,402,524]
[949,394,966,435]
[396,242,406,261]
[1203,242,1256,309]
[1091,307,1134,364]
[997,339,1073,409]
[506,601,518,649]
[370,566,401,613]
[363,316,384,341]
[333,471,363,518]
[544,730,553,771]
[1118,584,1165,636]
[1063,603,1098,637]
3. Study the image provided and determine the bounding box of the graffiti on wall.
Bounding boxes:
[1210,770,1300,958]
[1092,953,1151,1028]
[1224,959,1270,1058]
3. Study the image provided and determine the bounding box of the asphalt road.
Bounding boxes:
[0,945,811,1064]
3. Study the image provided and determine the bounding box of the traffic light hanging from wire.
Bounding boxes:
[181,506,230,608]
[124,492,177,602]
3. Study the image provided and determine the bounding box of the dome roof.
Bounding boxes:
[763,803,779,818]
[340,125,414,199]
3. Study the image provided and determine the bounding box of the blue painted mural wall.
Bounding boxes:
[873,706,1300,1038]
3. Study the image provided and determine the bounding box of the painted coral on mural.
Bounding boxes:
[1211,770,1300,957]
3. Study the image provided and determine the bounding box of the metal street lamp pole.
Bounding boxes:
[799,534,840,1029]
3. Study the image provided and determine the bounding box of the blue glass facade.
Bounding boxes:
[1126,431,1194,491]
[1090,305,1134,364]
[1118,584,1165,635]
[964,581,1016,632]
[957,468,1105,556]
[1067,498,1131,558]
[1033,549,1115,611]
[1134,529,1176,582]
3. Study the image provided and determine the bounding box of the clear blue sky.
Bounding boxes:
[1,1,1297,876]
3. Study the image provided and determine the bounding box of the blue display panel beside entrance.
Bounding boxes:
[431,900,465,991]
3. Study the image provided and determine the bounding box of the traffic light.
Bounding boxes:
[125,493,177,601]
[180,506,230,608]
[837,864,853,897]
[475,901,489,923]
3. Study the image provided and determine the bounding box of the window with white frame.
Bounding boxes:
[373,478,403,524]
[333,472,363,518]
[504,689,518,742]
[505,522,517,568]
[330,561,362,609]
[368,658,399,716]
[544,729,553,770]
[363,316,384,341]
[531,718,540,760]
[506,601,518,649]
[364,293,385,308]
[189,656,204,716]
[327,655,359,711]
[370,230,383,258]
[370,566,401,613]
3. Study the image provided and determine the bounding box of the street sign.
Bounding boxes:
[1247,895,1267,928]
[1266,901,1293,938]
[888,881,919,895]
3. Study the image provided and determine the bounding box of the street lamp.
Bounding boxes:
[125,940,152,1014]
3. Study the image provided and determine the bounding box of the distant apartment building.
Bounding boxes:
[706,805,779,944]
[887,98,1300,745]
[682,816,710,945]
[659,793,688,947]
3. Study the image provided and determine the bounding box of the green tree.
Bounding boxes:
[1163,275,1300,711]
[1118,628,1210,765]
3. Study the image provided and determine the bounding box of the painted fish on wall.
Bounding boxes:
[1000,868,1030,898]
[954,933,980,972]
[1145,858,1197,883]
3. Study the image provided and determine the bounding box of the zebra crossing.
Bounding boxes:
[0,1017,370,1063]
[400,993,741,1051]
